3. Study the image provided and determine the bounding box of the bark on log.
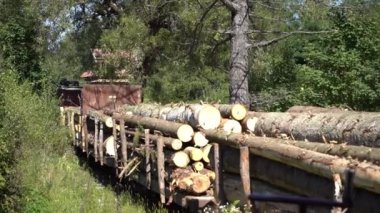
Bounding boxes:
[113,113,194,143]
[287,105,347,113]
[122,103,221,130]
[216,104,247,121]
[203,129,380,194]
[88,110,114,128]
[247,111,380,147]
[270,137,380,163]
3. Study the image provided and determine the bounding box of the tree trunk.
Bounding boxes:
[224,0,250,106]
[247,111,380,147]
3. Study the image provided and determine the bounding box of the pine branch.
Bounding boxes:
[252,30,335,48]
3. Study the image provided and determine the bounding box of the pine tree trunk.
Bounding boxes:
[226,0,251,106]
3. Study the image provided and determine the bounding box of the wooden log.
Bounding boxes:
[203,129,380,194]
[212,143,222,203]
[220,119,242,134]
[157,137,165,203]
[216,104,247,121]
[83,115,88,157]
[113,113,194,143]
[240,146,251,207]
[193,132,209,147]
[104,136,116,156]
[241,116,258,132]
[184,147,203,161]
[120,119,127,163]
[88,110,113,128]
[99,122,104,166]
[247,111,380,147]
[172,167,211,194]
[70,112,75,146]
[271,137,380,163]
[144,129,151,190]
[122,103,222,130]
[172,151,190,168]
[125,130,183,151]
[59,107,65,125]
[177,124,194,142]
[112,118,118,170]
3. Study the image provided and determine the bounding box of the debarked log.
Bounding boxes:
[122,103,221,130]
[247,111,380,147]
[203,129,380,194]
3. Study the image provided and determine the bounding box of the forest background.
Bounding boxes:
[0,0,379,212]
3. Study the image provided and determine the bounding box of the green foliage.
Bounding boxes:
[293,6,380,110]
[0,0,42,85]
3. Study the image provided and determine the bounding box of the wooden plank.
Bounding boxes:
[240,146,251,208]
[99,122,104,166]
[157,136,165,204]
[145,129,151,190]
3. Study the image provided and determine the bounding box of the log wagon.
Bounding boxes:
[59,79,380,212]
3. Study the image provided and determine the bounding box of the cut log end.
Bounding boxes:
[170,139,183,151]
[222,119,242,134]
[191,174,211,194]
[231,104,247,121]
[104,136,115,156]
[243,117,258,132]
[198,105,222,130]
[105,117,114,128]
[202,144,212,163]
[193,132,209,147]
[184,147,204,161]
[177,124,194,142]
[192,161,204,171]
[172,151,190,168]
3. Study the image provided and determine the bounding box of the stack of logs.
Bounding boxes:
[62,103,380,209]
[118,103,251,195]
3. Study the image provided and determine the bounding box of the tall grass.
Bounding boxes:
[0,72,151,212]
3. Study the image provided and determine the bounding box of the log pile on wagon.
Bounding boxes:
[61,103,380,211]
